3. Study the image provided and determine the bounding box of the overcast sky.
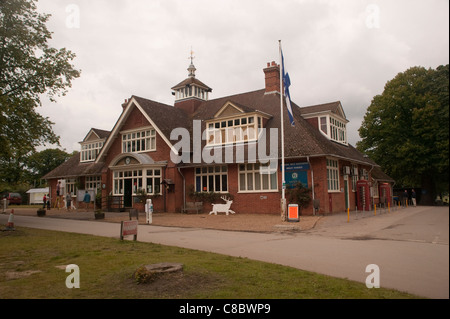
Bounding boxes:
[35,0,449,153]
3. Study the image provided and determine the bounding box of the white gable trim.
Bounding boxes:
[214,101,244,118]
[80,129,101,143]
[96,97,176,163]
[132,98,177,154]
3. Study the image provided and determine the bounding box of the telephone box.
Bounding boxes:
[379,183,392,207]
[356,180,370,211]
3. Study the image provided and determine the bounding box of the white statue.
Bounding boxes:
[209,196,235,216]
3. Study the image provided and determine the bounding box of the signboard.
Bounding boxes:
[282,163,309,189]
[120,220,138,241]
[284,163,310,171]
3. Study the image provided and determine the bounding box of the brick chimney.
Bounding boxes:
[263,61,281,94]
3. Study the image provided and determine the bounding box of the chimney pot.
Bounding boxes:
[263,62,281,94]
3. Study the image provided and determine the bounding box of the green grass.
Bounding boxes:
[0,227,421,299]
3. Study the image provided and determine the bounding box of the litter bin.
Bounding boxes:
[288,204,299,222]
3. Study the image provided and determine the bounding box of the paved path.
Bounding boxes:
[1,206,448,299]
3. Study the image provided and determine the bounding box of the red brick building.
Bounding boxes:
[44,59,394,215]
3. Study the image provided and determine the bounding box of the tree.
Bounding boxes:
[25,148,73,185]
[0,0,80,185]
[286,182,312,215]
[357,65,449,205]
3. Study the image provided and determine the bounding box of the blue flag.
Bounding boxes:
[281,49,295,126]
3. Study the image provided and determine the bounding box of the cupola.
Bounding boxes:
[171,50,212,115]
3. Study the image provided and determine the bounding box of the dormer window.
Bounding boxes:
[81,141,104,162]
[206,115,263,146]
[318,115,347,145]
[79,128,109,163]
[206,101,271,146]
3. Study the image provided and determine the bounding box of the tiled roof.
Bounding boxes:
[191,89,377,165]
[299,101,342,115]
[91,128,110,139]
[43,154,104,180]
[44,88,380,179]
[132,95,193,139]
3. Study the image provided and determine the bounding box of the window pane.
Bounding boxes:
[215,175,221,192]
[247,173,253,190]
[208,175,214,192]
[239,173,246,190]
[262,174,269,190]
[202,176,207,192]
[147,178,153,193]
[270,172,277,190]
[222,175,228,192]
[155,178,161,194]
[255,172,261,190]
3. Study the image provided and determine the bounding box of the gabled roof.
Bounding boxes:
[300,101,348,121]
[212,100,273,120]
[95,95,192,163]
[81,128,110,143]
[185,89,377,166]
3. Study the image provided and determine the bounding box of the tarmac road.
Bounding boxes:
[1,206,448,299]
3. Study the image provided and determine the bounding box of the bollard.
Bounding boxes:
[145,199,153,224]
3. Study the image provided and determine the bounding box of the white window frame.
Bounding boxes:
[351,164,358,192]
[66,179,77,195]
[80,141,104,162]
[85,176,101,190]
[112,168,162,196]
[329,116,347,145]
[238,163,278,193]
[195,165,228,193]
[327,158,340,192]
[121,127,156,153]
[206,116,261,146]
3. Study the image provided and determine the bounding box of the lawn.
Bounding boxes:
[0,227,420,299]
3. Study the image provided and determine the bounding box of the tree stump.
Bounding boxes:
[133,262,183,284]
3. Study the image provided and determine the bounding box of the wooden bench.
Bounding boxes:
[181,202,203,214]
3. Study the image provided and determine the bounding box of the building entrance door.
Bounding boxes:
[124,179,133,207]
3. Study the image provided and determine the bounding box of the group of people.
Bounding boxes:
[403,189,417,207]
[43,181,92,212]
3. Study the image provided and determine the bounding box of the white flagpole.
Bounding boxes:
[279,40,287,222]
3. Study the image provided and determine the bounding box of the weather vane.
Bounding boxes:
[188,47,195,64]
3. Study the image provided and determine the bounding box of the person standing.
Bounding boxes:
[403,190,409,207]
[56,181,61,209]
[43,194,47,209]
[411,189,417,207]
[83,191,91,212]
[46,194,51,210]
[66,192,72,211]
